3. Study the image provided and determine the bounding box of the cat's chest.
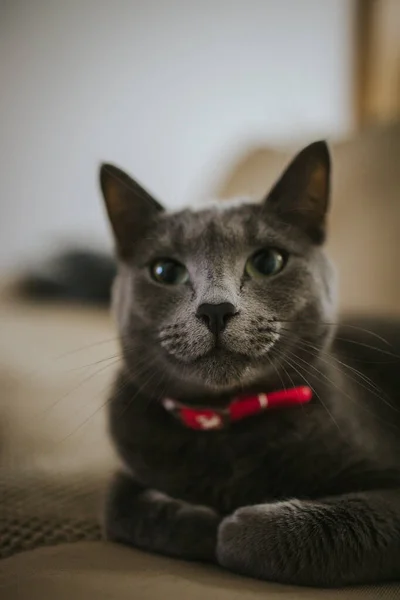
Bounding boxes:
[112,405,354,513]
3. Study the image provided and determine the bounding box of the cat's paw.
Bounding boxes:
[105,476,221,562]
[217,501,301,580]
[217,505,271,574]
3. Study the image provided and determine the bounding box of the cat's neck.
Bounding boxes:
[117,352,339,411]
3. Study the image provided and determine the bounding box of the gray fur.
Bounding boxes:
[101,143,400,587]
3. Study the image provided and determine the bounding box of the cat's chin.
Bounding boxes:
[170,351,269,393]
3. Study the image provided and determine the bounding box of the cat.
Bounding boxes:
[101,142,400,587]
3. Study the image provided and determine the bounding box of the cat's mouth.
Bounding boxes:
[200,345,242,358]
[166,345,247,366]
[157,325,283,388]
[167,344,276,390]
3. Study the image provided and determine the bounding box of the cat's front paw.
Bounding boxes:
[217,501,301,581]
[217,505,268,575]
[105,474,221,562]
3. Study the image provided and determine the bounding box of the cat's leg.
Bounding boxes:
[217,489,400,586]
[104,472,220,561]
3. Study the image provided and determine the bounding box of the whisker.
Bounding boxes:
[278,343,399,431]
[57,395,111,445]
[283,334,400,413]
[57,355,161,442]
[55,336,120,360]
[333,337,400,361]
[274,320,393,349]
[271,355,292,392]
[292,336,386,395]
[139,365,170,414]
[66,353,123,372]
[278,324,398,365]
[277,350,342,432]
[118,366,163,419]
[36,357,122,417]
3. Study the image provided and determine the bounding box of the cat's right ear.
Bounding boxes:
[99,164,164,259]
[263,141,330,244]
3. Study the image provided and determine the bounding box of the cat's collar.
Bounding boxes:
[162,386,312,431]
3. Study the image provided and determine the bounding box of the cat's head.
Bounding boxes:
[100,142,337,400]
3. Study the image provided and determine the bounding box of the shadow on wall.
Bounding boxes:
[215,121,400,317]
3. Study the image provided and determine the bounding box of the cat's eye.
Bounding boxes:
[245,249,286,278]
[150,259,189,285]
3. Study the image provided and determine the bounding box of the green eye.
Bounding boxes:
[150,259,189,285]
[245,249,286,278]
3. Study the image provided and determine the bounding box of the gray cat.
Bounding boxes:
[102,142,400,587]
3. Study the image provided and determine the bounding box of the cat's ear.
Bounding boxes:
[264,141,330,244]
[99,163,164,258]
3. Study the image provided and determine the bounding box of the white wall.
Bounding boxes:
[0,0,355,270]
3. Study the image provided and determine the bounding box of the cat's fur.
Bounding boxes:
[102,143,400,587]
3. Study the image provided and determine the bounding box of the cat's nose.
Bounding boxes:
[196,302,237,336]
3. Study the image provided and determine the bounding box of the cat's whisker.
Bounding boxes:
[274,320,394,350]
[139,365,171,414]
[263,346,292,393]
[307,348,399,414]
[54,329,143,361]
[276,350,342,433]
[41,350,153,420]
[287,335,383,387]
[279,332,400,413]
[92,358,157,424]
[278,324,398,365]
[36,356,122,418]
[279,341,399,431]
[334,336,400,361]
[118,365,165,419]
[57,398,112,445]
[54,336,121,360]
[66,353,123,372]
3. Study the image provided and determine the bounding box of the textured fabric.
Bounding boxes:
[1,542,400,600]
[0,468,105,559]
[1,470,400,599]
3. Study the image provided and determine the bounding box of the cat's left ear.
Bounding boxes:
[99,163,164,259]
[264,141,330,244]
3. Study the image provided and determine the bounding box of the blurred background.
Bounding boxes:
[0,0,397,268]
[0,0,399,553]
[1,0,356,269]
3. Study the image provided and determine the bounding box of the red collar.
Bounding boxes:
[162,386,312,431]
